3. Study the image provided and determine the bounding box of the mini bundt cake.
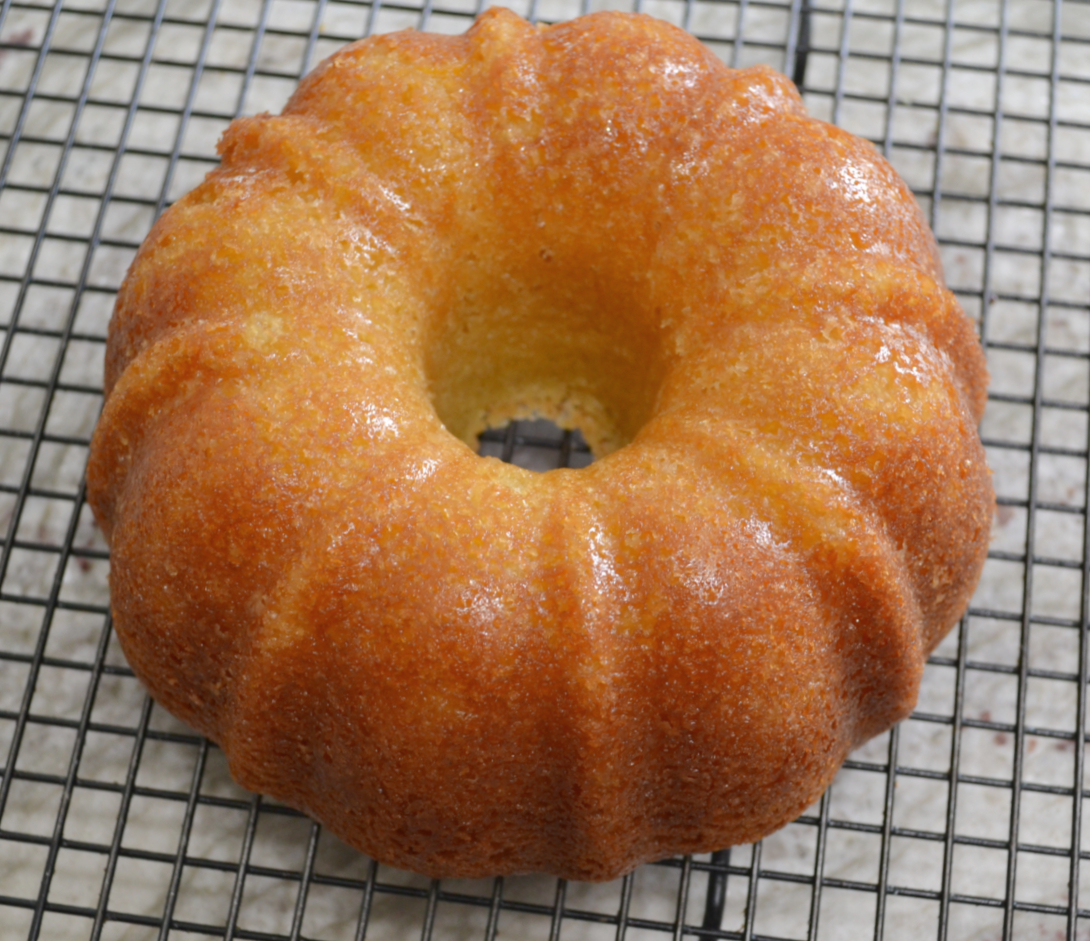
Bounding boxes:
[87,8,993,881]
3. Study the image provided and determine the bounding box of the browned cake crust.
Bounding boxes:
[87,9,993,881]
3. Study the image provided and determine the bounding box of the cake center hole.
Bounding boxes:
[423,287,666,458]
[477,419,595,471]
[423,244,668,457]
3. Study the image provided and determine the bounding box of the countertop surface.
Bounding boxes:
[0,1,1088,939]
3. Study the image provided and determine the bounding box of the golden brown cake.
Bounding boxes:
[87,8,993,881]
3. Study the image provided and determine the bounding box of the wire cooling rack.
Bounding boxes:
[0,0,1087,938]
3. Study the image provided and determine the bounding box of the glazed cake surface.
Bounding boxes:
[87,9,994,881]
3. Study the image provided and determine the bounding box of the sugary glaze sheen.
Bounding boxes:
[87,9,994,881]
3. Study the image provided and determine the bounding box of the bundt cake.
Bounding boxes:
[86,8,993,881]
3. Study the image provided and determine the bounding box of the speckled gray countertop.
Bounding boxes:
[0,1,1088,940]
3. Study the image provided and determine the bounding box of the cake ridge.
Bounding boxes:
[626,422,927,731]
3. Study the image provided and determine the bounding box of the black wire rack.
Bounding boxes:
[0,0,1087,938]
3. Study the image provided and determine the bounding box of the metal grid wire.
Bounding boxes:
[0,0,1087,938]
